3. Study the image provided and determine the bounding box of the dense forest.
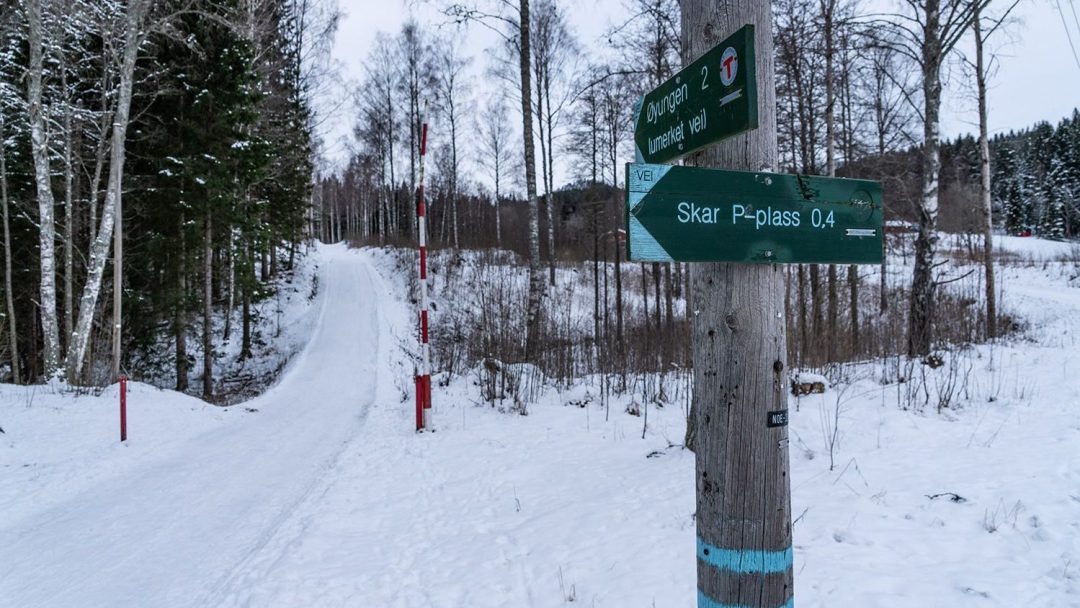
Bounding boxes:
[0,0,325,392]
[2,0,1078,394]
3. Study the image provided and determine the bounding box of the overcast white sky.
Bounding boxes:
[322,0,1080,184]
[319,0,626,170]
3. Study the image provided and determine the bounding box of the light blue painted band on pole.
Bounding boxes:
[697,590,794,608]
[696,537,793,575]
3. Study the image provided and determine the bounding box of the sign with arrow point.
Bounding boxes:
[626,163,884,264]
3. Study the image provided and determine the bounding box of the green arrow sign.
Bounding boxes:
[626,163,883,264]
[633,25,758,164]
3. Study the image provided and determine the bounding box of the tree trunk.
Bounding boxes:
[798,264,807,362]
[822,0,836,174]
[27,0,62,379]
[66,0,148,382]
[535,73,548,225]
[849,265,859,355]
[224,225,235,340]
[88,68,113,249]
[879,122,888,315]
[974,5,996,340]
[663,263,674,332]
[640,262,649,341]
[674,262,683,298]
[615,232,624,382]
[652,262,662,337]
[598,242,607,350]
[593,210,600,348]
[241,240,252,360]
[0,112,19,383]
[112,157,123,380]
[544,75,557,287]
[62,72,74,360]
[822,0,837,363]
[880,243,888,314]
[451,110,460,250]
[809,264,822,357]
[495,194,502,248]
[175,217,188,392]
[683,4,792,605]
[407,74,418,242]
[827,264,837,361]
[545,195,555,285]
[203,213,214,399]
[909,15,943,357]
[519,0,546,363]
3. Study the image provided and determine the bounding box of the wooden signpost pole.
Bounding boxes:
[681,3,794,607]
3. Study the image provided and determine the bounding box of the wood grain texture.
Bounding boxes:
[682,0,793,605]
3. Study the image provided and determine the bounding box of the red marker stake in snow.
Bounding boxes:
[119,374,128,442]
[415,115,433,432]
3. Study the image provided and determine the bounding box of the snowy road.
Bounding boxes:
[0,245,390,608]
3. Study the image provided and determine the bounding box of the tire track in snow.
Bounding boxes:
[0,245,385,608]
[205,257,386,607]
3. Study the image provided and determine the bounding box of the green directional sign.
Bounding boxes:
[626,163,883,264]
[633,25,758,164]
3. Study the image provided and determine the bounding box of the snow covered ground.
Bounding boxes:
[1,241,1078,607]
[129,246,322,404]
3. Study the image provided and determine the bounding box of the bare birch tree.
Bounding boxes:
[877,0,986,356]
[357,33,400,241]
[531,0,576,285]
[67,0,151,382]
[444,0,547,361]
[398,21,434,241]
[860,38,916,313]
[26,0,62,379]
[969,0,1020,340]
[435,38,471,251]
[517,0,546,361]
[822,0,839,361]
[476,98,519,248]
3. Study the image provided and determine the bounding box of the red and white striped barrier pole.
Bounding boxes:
[119,374,128,442]
[416,115,433,432]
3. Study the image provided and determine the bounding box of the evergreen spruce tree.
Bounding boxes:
[125,2,274,388]
[994,144,1029,235]
[1055,112,1080,237]
[1040,184,1066,239]
[1043,136,1072,239]
[1024,122,1054,230]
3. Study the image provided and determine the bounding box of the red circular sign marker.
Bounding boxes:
[720,47,738,87]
